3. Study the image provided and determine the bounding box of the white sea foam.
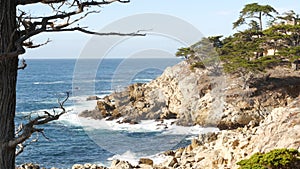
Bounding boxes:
[18,95,220,137]
[107,151,170,166]
[77,116,219,137]
[132,78,153,82]
[162,124,220,135]
[147,153,169,165]
[78,117,176,132]
[99,90,114,94]
[107,151,140,166]
[33,81,66,85]
[72,79,125,84]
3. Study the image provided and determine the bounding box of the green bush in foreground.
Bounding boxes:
[237,148,300,169]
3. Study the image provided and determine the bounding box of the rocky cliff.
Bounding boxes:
[72,96,300,169]
[80,61,300,130]
[77,60,300,169]
[153,96,300,169]
[24,61,300,169]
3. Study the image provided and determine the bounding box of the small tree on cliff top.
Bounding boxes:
[0,1,144,169]
[233,3,278,31]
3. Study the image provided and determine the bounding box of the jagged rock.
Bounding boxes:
[82,60,300,130]
[198,132,218,145]
[117,118,138,124]
[79,109,104,120]
[184,145,193,154]
[163,150,175,156]
[191,138,200,149]
[97,101,115,112]
[137,164,153,169]
[163,156,178,167]
[86,96,100,101]
[84,163,92,168]
[110,160,133,169]
[134,101,145,109]
[174,148,184,158]
[180,156,195,166]
[128,83,145,101]
[19,163,40,169]
[157,96,300,169]
[139,158,153,166]
[194,154,205,162]
[70,164,107,169]
[72,164,84,169]
[160,111,177,119]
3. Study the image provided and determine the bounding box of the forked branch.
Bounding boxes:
[8,92,70,151]
[5,0,146,57]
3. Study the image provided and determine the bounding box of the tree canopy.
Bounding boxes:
[233,3,278,31]
[177,3,300,88]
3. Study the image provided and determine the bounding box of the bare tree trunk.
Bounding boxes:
[0,0,18,168]
[259,12,263,31]
[0,57,18,169]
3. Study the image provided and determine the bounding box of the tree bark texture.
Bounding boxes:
[0,0,19,169]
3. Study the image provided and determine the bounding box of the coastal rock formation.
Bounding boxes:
[71,163,108,169]
[154,96,300,169]
[17,163,41,169]
[20,102,300,169]
[80,61,300,129]
[91,96,299,169]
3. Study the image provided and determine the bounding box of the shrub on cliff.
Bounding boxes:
[237,148,300,169]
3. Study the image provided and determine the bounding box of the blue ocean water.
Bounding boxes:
[16,58,184,168]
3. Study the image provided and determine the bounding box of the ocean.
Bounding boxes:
[16,58,218,168]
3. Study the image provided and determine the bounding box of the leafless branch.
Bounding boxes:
[8,92,70,150]
[17,0,130,6]
[45,27,146,36]
[23,38,51,49]
[17,0,67,6]
[16,135,39,156]
[2,0,145,57]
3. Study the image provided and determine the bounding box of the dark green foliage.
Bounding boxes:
[190,61,205,70]
[237,148,300,169]
[175,37,222,73]
[175,3,300,87]
[278,46,300,61]
[233,3,278,31]
[175,47,194,60]
[277,10,300,26]
[208,35,223,48]
[220,30,269,76]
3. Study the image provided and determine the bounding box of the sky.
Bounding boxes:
[20,0,300,59]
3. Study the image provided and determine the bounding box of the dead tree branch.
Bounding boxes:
[3,0,145,57]
[8,92,70,152]
[17,0,67,5]
[15,135,39,156]
[44,27,146,36]
[23,38,51,49]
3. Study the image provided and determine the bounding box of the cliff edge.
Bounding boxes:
[80,61,300,130]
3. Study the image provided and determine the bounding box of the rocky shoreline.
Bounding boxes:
[17,96,300,169]
[80,61,300,129]
[19,61,300,169]
[78,60,300,169]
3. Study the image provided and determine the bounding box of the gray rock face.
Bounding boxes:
[81,61,300,129]
[156,96,300,169]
